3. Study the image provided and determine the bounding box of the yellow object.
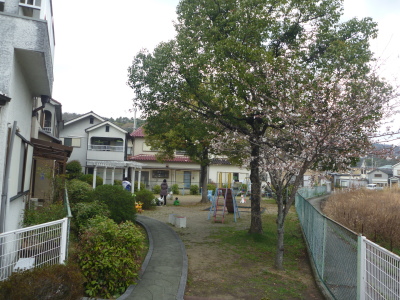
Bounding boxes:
[135,202,143,213]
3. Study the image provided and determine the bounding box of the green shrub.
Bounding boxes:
[66,160,83,179]
[89,185,136,223]
[134,181,146,191]
[171,184,179,194]
[207,183,216,193]
[152,184,161,194]
[78,216,145,298]
[135,189,156,210]
[78,174,103,187]
[190,184,199,195]
[114,179,122,186]
[23,201,65,227]
[67,179,92,204]
[0,264,84,300]
[70,201,110,234]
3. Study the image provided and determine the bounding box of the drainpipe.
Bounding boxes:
[0,121,17,233]
[31,95,51,117]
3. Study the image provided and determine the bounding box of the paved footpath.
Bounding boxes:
[118,215,188,300]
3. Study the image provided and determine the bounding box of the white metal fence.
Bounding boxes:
[0,218,69,280]
[296,187,400,300]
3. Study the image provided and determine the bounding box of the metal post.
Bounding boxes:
[321,216,326,278]
[357,235,366,300]
[59,218,68,264]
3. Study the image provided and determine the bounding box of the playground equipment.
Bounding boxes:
[208,188,240,223]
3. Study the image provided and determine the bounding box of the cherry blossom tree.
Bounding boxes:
[128,0,396,268]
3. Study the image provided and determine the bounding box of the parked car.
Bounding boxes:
[366,184,377,190]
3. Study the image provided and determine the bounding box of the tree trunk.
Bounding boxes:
[199,147,210,203]
[200,164,209,203]
[248,142,263,234]
[275,193,285,270]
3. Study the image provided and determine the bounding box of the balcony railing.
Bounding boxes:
[89,145,123,152]
[42,127,51,133]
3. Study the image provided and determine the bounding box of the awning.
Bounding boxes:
[31,138,73,162]
[86,160,145,169]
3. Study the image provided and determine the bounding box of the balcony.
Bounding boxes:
[18,0,55,61]
[1,0,55,96]
[88,145,124,152]
[87,137,124,161]
[42,127,51,133]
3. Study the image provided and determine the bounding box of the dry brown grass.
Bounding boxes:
[323,188,400,252]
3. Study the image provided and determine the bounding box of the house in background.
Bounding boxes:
[367,168,392,188]
[127,126,250,192]
[60,112,144,189]
[303,170,331,188]
[329,168,368,189]
[31,97,73,202]
[0,0,58,233]
[389,162,400,187]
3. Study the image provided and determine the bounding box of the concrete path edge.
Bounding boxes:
[118,216,188,300]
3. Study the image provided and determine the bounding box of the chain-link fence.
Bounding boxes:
[296,187,400,300]
[296,189,358,299]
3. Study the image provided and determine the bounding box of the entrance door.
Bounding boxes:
[184,171,191,189]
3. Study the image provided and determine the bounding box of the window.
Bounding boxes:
[19,0,41,18]
[152,170,169,178]
[397,170,400,176]
[105,125,110,132]
[176,150,186,155]
[374,174,382,178]
[90,117,94,124]
[0,2,5,12]
[63,138,81,147]
[8,131,33,198]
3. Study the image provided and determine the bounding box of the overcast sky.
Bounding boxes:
[52,0,400,127]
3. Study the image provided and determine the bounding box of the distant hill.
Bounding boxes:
[357,143,400,168]
[62,112,82,122]
[62,113,145,133]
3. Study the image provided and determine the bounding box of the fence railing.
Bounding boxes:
[0,187,72,281]
[296,187,400,300]
[0,218,69,281]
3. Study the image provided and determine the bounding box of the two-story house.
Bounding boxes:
[31,97,73,201]
[367,168,392,188]
[127,126,250,192]
[0,0,61,232]
[61,112,144,189]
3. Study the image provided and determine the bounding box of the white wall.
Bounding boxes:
[208,164,249,186]
[60,118,90,168]
[0,54,36,232]
[87,150,124,161]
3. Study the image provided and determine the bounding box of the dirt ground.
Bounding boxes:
[141,195,325,300]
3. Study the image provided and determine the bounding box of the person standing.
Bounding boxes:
[160,179,168,206]
[122,177,131,191]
